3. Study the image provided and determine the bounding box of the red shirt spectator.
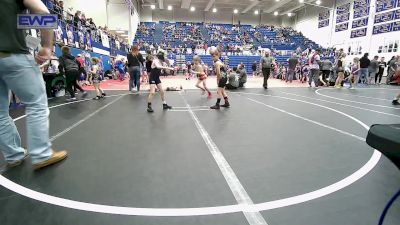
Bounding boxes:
[76,54,84,68]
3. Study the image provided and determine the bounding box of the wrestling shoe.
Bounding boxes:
[163,104,172,110]
[210,104,220,109]
[221,102,230,108]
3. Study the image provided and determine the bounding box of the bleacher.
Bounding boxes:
[133,21,327,71]
[134,22,322,52]
[135,22,155,43]
[41,0,129,57]
[161,22,203,46]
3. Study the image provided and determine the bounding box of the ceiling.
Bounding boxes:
[140,0,335,15]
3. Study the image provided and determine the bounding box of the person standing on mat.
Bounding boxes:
[251,61,257,77]
[90,57,106,100]
[260,51,274,89]
[376,57,386,84]
[147,51,173,113]
[388,55,400,84]
[368,55,379,85]
[210,47,230,109]
[191,55,212,98]
[359,53,370,85]
[58,46,88,101]
[334,53,347,88]
[308,49,321,88]
[349,57,360,89]
[0,0,67,170]
[287,53,299,83]
[127,45,144,92]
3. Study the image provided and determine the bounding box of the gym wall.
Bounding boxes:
[295,0,400,59]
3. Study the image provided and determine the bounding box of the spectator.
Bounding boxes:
[334,53,347,88]
[320,58,333,86]
[237,64,247,88]
[287,53,299,83]
[226,69,239,90]
[308,49,321,88]
[58,46,87,101]
[127,45,145,92]
[73,10,81,30]
[260,51,275,89]
[349,57,361,89]
[387,55,399,84]
[359,53,370,84]
[0,0,67,171]
[368,55,379,84]
[76,53,87,81]
[376,57,386,84]
[252,61,257,76]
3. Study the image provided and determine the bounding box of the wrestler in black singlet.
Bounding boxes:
[217,62,228,88]
[149,67,162,85]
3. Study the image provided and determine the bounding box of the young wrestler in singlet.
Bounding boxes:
[191,55,212,98]
[209,47,230,109]
[147,51,174,113]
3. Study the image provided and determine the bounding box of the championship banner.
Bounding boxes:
[318,19,330,28]
[394,8,400,19]
[392,20,400,31]
[374,10,395,23]
[318,10,330,21]
[354,7,370,18]
[335,22,349,32]
[336,3,351,15]
[373,22,393,34]
[350,27,367,38]
[352,17,369,28]
[376,0,396,13]
[354,0,371,9]
[336,13,350,23]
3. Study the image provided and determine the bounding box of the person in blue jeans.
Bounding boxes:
[127,45,145,92]
[0,0,67,171]
[359,53,370,85]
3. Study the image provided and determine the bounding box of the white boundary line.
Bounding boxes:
[169,109,211,112]
[12,93,128,122]
[315,89,400,110]
[179,92,268,225]
[0,91,381,217]
[49,95,126,141]
[278,91,400,118]
[246,98,366,141]
[334,93,392,101]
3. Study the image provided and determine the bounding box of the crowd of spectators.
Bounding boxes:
[42,0,129,52]
[206,24,254,47]
[163,23,204,45]
[138,23,155,36]
[134,22,324,57]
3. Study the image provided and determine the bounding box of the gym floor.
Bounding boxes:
[1,86,400,225]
